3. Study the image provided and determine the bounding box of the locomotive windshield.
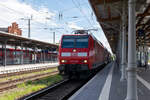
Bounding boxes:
[62,35,89,48]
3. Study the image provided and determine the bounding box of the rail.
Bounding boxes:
[0,62,58,74]
[19,79,69,100]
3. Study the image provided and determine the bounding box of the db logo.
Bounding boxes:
[71,53,77,56]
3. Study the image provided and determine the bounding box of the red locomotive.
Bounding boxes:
[58,30,110,77]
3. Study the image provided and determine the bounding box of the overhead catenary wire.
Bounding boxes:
[59,2,89,13]
[84,0,97,24]
[0,1,94,33]
[71,0,94,29]
[0,3,24,15]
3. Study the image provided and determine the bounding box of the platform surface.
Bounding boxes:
[69,62,150,100]
[0,62,59,74]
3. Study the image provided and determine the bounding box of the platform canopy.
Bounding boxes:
[0,31,58,50]
[89,0,150,53]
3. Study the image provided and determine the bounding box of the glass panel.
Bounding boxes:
[62,35,89,48]
[76,38,88,48]
[62,38,75,48]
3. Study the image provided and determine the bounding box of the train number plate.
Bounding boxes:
[70,60,78,63]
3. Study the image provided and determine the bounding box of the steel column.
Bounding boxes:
[53,32,55,44]
[126,0,138,100]
[117,19,123,67]
[2,44,4,65]
[15,45,17,58]
[21,44,24,64]
[34,48,36,64]
[29,49,31,63]
[116,29,122,67]
[14,45,17,65]
[50,53,52,63]
[40,50,42,63]
[119,26,122,67]
[3,41,7,66]
[120,0,127,81]
[43,49,45,63]
[28,19,31,38]
[145,51,148,66]
[42,50,44,63]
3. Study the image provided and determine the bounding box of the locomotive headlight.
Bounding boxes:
[84,60,87,63]
[61,60,67,63]
[73,49,76,52]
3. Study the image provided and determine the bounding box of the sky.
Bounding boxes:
[0,0,112,53]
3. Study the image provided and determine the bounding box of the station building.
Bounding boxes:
[0,22,58,66]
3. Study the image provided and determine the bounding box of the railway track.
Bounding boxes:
[0,71,59,92]
[0,66,57,78]
[18,78,87,100]
[18,64,106,100]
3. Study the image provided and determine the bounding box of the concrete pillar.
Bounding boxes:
[120,0,127,81]
[126,0,138,100]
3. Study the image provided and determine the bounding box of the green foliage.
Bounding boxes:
[0,68,57,83]
[0,75,63,100]
[17,83,26,88]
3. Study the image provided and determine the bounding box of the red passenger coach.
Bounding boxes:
[58,31,109,76]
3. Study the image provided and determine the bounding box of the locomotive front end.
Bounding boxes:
[58,35,90,74]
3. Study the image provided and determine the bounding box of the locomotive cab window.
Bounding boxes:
[76,38,88,48]
[62,35,89,48]
[62,38,75,48]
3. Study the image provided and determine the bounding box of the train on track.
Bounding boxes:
[58,30,111,77]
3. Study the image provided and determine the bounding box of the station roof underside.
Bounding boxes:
[89,0,150,53]
[0,31,58,50]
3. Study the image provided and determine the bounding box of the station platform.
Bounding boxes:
[69,62,150,100]
[0,62,59,74]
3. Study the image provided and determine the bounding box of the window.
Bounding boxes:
[62,38,75,48]
[76,38,88,48]
[62,35,89,48]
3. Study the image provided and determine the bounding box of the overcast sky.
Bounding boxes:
[0,0,112,53]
